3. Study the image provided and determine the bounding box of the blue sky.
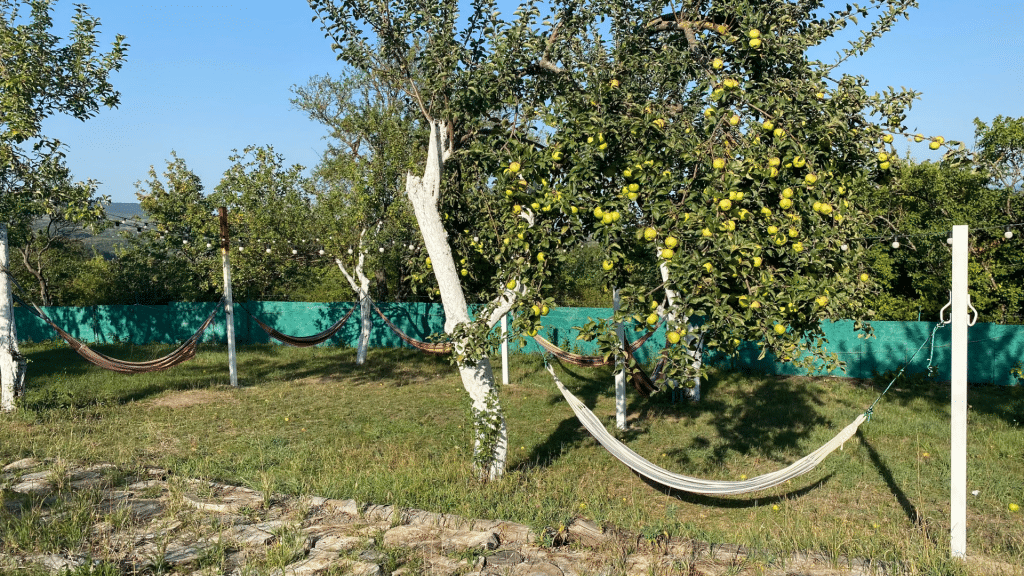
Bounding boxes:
[37,0,1024,204]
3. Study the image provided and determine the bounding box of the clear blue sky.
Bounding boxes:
[38,0,1024,204]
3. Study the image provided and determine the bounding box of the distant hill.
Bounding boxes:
[30,202,147,259]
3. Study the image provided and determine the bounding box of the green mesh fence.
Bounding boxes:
[13,302,1023,385]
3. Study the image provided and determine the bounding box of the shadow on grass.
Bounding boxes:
[636,471,837,508]
[856,429,921,526]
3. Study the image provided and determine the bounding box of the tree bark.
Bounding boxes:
[405,121,517,480]
[660,259,701,400]
[1,223,28,412]
[336,244,372,365]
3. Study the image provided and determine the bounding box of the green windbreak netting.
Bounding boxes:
[12,302,1024,385]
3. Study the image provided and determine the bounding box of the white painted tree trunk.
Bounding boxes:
[405,121,518,480]
[612,287,627,430]
[1,223,28,412]
[660,259,701,400]
[336,247,371,365]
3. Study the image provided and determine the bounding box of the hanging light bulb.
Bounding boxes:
[379,247,385,253]
[1005,227,1014,239]
[238,246,244,252]
[408,244,415,250]
[891,236,900,249]
[348,247,354,255]
[947,231,954,245]
[840,243,849,252]
[292,248,298,255]
[206,242,213,250]
[318,249,325,256]
[266,247,272,254]
[183,239,189,245]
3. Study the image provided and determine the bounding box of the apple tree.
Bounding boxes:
[308,0,926,478]
[1,0,126,411]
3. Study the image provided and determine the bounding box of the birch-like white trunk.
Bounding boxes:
[612,287,627,430]
[660,259,701,400]
[336,248,371,365]
[1,223,28,412]
[405,121,518,480]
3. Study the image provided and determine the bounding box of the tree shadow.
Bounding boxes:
[636,470,836,508]
[856,429,921,526]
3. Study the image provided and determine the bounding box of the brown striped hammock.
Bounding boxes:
[241,302,357,347]
[32,299,225,374]
[370,301,453,355]
[533,328,667,397]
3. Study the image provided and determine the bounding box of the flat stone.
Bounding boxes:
[421,553,466,576]
[447,530,499,551]
[322,498,361,516]
[567,518,608,546]
[15,470,50,482]
[221,524,276,547]
[252,520,289,533]
[162,540,215,565]
[383,525,498,553]
[512,561,564,576]
[127,479,166,491]
[2,457,40,472]
[280,550,339,576]
[363,504,396,523]
[314,533,364,552]
[486,550,525,567]
[69,463,117,490]
[120,498,165,521]
[31,553,86,572]
[11,477,53,496]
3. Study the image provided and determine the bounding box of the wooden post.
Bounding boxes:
[220,207,238,388]
[950,225,969,559]
[501,314,509,387]
[613,287,626,430]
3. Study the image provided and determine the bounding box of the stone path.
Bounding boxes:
[0,458,1008,576]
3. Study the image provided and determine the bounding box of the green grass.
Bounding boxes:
[2,341,1023,575]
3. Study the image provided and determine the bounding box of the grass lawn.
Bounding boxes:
[2,341,1022,574]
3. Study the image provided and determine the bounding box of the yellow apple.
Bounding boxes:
[541,305,550,316]
[815,295,828,306]
[703,262,713,273]
[701,228,713,237]
[860,273,869,282]
[712,58,724,69]
[602,260,614,271]
[425,257,432,266]
[762,120,774,130]
[813,201,822,212]
[531,202,541,210]
[749,38,762,48]
[667,331,681,344]
[646,313,659,325]
[594,207,604,218]
[752,256,763,267]
[761,207,772,217]
[719,199,732,211]
[882,134,894,143]
[773,128,785,138]
[644,227,658,241]
[729,114,740,126]
[661,248,674,259]
[653,118,666,128]
[767,225,779,235]
[773,324,786,335]
[914,134,924,142]
[713,158,727,170]
[506,279,517,290]
[552,151,563,161]
[793,156,806,168]
[749,29,761,38]
[570,206,578,214]
[880,161,890,170]
[665,236,679,248]
[531,305,541,316]
[805,173,818,184]
[877,152,889,162]
[815,92,824,99]
[929,141,940,150]
[768,157,781,167]
[537,252,545,262]
[610,79,620,88]
[461,268,468,276]
[508,161,521,173]
[623,168,632,178]
[780,198,793,210]
[820,203,833,215]
[602,213,613,224]
[611,211,621,222]
[628,183,639,193]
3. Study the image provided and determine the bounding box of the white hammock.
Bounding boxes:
[546,364,867,495]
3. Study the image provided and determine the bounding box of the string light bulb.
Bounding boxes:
[238,246,244,252]
[206,242,212,250]
[379,247,385,253]
[1005,227,1014,239]
[318,249,325,256]
[947,231,954,245]
[291,248,298,255]
[891,237,900,249]
[266,247,272,254]
[840,243,849,252]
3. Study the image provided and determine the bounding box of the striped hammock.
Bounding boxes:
[241,302,357,347]
[371,301,453,355]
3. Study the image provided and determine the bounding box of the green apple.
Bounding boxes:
[701,228,712,237]
[623,169,633,178]
[643,227,658,241]
[793,156,806,168]
[773,324,786,335]
[877,152,889,162]
[506,279,517,290]
[780,198,793,210]
[552,151,563,161]
[767,225,779,235]
[748,29,761,38]
[665,236,678,248]
[531,202,541,210]
[661,248,674,259]
[594,207,604,218]
[782,188,794,198]
[813,201,822,213]
[914,134,924,142]
[749,38,762,48]
[667,331,681,344]
[762,120,774,130]
[425,257,432,266]
[805,173,818,184]
[541,305,550,316]
[929,141,940,150]
[513,204,522,213]
[537,252,545,262]
[768,157,781,167]
[508,161,521,173]
[628,183,639,193]
[879,161,890,170]
[789,228,799,238]
[773,128,785,138]
[646,313,659,326]
[882,134,893,143]
[531,305,541,316]
[461,268,468,276]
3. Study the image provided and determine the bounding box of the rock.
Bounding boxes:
[486,550,525,567]
[567,518,608,546]
[447,530,499,551]
[383,525,498,552]
[162,540,216,565]
[127,479,166,492]
[314,533,364,552]
[221,524,276,547]
[69,463,117,490]
[2,457,40,472]
[30,553,86,572]
[323,498,361,516]
[11,476,54,496]
[363,504,397,523]
[184,485,264,514]
[281,550,339,576]
[421,553,465,576]
[513,561,564,576]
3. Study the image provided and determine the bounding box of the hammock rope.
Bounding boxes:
[544,324,941,495]
[370,301,453,355]
[239,302,357,347]
[26,297,225,374]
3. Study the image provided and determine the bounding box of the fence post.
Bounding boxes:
[220,207,238,387]
[613,287,626,430]
[950,225,969,559]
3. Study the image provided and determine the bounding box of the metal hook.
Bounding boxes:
[939,291,979,326]
[939,291,951,326]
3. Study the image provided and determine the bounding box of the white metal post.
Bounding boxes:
[219,208,238,388]
[613,287,626,430]
[501,314,509,387]
[950,225,968,559]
